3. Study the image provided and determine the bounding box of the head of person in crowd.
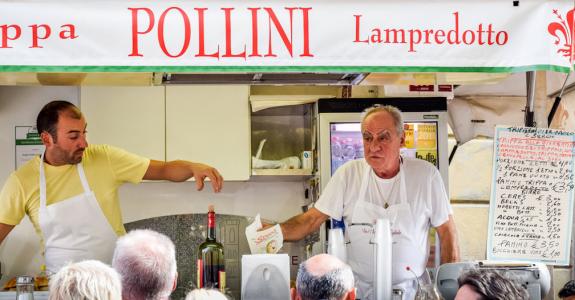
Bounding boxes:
[112,229,177,300]
[48,260,122,300]
[37,100,87,165]
[454,268,529,300]
[185,288,228,300]
[559,280,575,300]
[291,253,355,300]
[361,104,405,178]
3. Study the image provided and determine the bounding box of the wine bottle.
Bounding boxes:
[197,204,226,292]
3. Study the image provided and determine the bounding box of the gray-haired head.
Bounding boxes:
[185,288,229,300]
[361,104,404,136]
[112,229,177,300]
[457,268,529,300]
[295,254,355,300]
[49,260,122,300]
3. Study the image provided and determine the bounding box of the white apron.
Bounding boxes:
[39,153,118,273]
[346,160,427,300]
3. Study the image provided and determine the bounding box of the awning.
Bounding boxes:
[0,0,573,73]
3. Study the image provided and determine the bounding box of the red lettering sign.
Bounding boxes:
[353,11,509,52]
[0,23,77,49]
[127,6,314,60]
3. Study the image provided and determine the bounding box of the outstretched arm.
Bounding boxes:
[436,215,460,263]
[281,208,330,242]
[143,160,223,192]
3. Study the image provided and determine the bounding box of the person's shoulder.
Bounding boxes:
[82,144,120,164]
[84,144,149,172]
[6,156,40,191]
[403,157,438,175]
[14,155,40,178]
[84,144,130,158]
[83,144,105,156]
[338,159,368,175]
[84,144,115,154]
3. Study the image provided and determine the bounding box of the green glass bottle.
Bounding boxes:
[197,205,226,292]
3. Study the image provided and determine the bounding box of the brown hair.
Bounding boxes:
[36,100,82,142]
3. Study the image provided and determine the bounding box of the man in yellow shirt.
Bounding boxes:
[0,100,223,272]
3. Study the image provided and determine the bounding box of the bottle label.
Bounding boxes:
[208,211,215,228]
[197,259,203,288]
[219,270,226,292]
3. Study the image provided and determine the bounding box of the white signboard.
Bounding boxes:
[487,126,575,265]
[15,126,44,170]
[0,0,572,72]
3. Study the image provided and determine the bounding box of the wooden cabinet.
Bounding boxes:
[81,85,251,180]
[80,86,165,161]
[166,86,251,180]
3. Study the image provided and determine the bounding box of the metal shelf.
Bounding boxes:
[250,168,314,181]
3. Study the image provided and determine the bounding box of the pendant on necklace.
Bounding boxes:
[384,202,389,209]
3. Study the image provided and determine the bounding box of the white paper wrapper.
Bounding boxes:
[245,214,283,254]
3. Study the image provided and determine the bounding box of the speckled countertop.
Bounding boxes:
[125,214,252,300]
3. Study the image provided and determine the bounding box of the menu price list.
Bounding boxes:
[488,126,574,265]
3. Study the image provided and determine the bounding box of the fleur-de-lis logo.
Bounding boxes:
[548,8,574,63]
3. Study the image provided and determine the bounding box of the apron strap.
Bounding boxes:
[39,152,47,209]
[76,163,91,194]
[398,158,407,205]
[358,159,372,202]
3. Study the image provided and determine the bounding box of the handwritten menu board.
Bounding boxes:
[487,126,574,265]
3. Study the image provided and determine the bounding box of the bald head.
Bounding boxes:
[293,254,355,300]
[304,254,348,277]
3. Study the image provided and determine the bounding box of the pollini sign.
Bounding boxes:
[128,7,313,59]
[0,0,571,73]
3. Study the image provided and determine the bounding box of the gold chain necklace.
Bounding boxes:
[372,170,398,209]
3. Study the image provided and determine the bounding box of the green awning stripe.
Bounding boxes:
[0,64,570,73]
[16,140,43,145]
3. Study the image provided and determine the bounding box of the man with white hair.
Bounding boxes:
[291,253,356,300]
[281,105,459,299]
[112,229,177,300]
[49,260,122,300]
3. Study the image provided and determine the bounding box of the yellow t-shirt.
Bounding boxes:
[0,144,150,240]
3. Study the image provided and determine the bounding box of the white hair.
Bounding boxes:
[361,104,404,136]
[49,260,122,300]
[112,229,177,300]
[296,255,355,300]
[185,288,228,300]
